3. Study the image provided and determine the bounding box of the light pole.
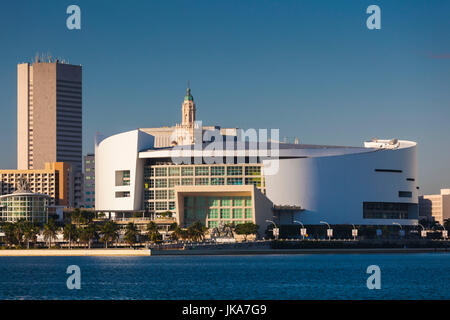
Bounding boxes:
[320,221,332,240]
[418,223,427,238]
[392,222,404,238]
[294,220,307,240]
[351,224,358,241]
[266,219,279,240]
[437,224,448,240]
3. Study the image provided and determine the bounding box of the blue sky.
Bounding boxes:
[0,0,449,194]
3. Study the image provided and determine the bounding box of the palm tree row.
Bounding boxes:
[0,217,211,249]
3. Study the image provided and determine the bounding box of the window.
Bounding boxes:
[169,178,180,187]
[211,166,225,176]
[195,167,209,176]
[375,169,402,173]
[208,208,218,219]
[227,166,242,176]
[221,197,231,206]
[363,202,409,219]
[144,190,154,200]
[155,179,167,188]
[115,170,130,186]
[195,177,209,185]
[155,190,167,200]
[245,177,261,187]
[399,191,412,198]
[233,197,243,206]
[245,208,252,219]
[168,190,175,200]
[155,167,167,177]
[208,198,219,207]
[227,177,243,185]
[169,167,180,176]
[169,202,176,210]
[181,167,193,176]
[233,208,243,219]
[181,178,193,186]
[155,202,167,210]
[245,197,252,207]
[115,191,130,198]
[211,178,224,185]
[245,166,261,176]
[221,208,231,219]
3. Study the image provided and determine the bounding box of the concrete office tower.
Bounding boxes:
[17,58,83,206]
[419,189,450,225]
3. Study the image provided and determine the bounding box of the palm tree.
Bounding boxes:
[124,223,138,248]
[43,220,58,248]
[100,221,119,248]
[146,221,160,244]
[63,223,78,249]
[23,221,40,249]
[170,225,187,242]
[71,208,83,226]
[2,222,18,247]
[187,221,207,242]
[14,219,27,247]
[79,224,97,249]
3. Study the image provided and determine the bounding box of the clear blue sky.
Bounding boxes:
[0,0,449,194]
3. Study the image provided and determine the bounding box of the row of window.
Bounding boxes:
[184,196,252,208]
[146,166,261,177]
[145,201,176,211]
[145,177,262,188]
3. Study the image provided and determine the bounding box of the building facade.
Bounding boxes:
[0,177,51,224]
[0,162,72,206]
[95,88,419,233]
[419,189,450,225]
[17,58,83,207]
[83,154,95,208]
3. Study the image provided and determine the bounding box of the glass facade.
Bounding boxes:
[183,195,253,227]
[0,194,48,223]
[363,202,409,219]
[143,163,264,218]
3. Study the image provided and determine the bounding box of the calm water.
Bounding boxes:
[0,253,449,300]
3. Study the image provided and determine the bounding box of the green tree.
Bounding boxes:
[124,223,139,248]
[235,222,259,241]
[63,223,78,249]
[70,208,83,225]
[22,221,40,249]
[14,219,28,247]
[170,225,187,242]
[2,222,18,247]
[187,221,207,242]
[43,220,58,248]
[146,222,161,243]
[100,221,119,248]
[79,224,97,249]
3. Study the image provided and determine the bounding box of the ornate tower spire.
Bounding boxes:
[182,82,196,127]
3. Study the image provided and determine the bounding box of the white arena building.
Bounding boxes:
[95,88,419,233]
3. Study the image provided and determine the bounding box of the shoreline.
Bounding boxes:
[0,247,448,256]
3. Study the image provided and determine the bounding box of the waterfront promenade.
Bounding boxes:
[0,239,449,256]
[0,249,151,256]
